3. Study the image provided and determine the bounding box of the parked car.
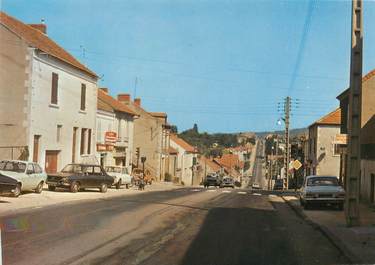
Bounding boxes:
[220,177,235,188]
[105,166,133,189]
[203,174,221,188]
[273,179,284,190]
[0,173,18,196]
[0,160,47,197]
[299,175,345,210]
[46,164,114,193]
[252,182,260,189]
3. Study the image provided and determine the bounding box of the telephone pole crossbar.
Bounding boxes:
[345,0,362,227]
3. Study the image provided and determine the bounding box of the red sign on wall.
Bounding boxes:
[105,131,117,145]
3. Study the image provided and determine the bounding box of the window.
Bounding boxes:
[87,129,92,154]
[93,166,102,174]
[51,72,59,104]
[80,83,86,111]
[26,163,35,174]
[57,125,62,142]
[34,164,43,174]
[80,128,87,155]
[333,143,340,156]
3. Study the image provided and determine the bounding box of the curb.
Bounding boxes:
[281,196,363,264]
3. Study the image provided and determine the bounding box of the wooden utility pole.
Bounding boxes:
[346,0,363,227]
[284,96,291,190]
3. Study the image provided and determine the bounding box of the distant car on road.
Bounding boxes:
[273,179,283,190]
[220,177,235,188]
[0,160,47,197]
[252,182,260,189]
[105,166,133,189]
[47,164,114,193]
[299,175,345,210]
[203,174,221,188]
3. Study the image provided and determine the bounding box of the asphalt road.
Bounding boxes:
[1,186,350,265]
[251,139,267,189]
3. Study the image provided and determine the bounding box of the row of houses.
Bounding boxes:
[0,12,207,186]
[304,69,375,205]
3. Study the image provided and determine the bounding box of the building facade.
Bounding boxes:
[170,134,199,186]
[337,69,375,204]
[0,12,98,173]
[306,108,341,177]
[96,88,135,171]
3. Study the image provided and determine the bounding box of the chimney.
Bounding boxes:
[99,87,108,93]
[134,98,141,107]
[117,94,131,103]
[29,20,47,34]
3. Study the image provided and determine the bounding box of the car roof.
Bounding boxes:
[66,163,101,167]
[0,159,29,164]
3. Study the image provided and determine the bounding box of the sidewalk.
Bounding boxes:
[283,195,375,263]
[0,182,182,217]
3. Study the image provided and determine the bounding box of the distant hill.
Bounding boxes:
[255,128,307,138]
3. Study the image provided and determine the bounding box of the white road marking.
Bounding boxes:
[237,191,247,195]
[206,190,217,192]
[268,194,277,198]
[190,189,201,192]
[252,193,262,196]
[222,190,232,193]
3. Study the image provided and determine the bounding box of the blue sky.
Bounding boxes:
[2,0,375,133]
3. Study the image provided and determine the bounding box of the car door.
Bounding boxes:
[33,163,46,186]
[81,166,94,187]
[92,166,104,187]
[24,163,36,190]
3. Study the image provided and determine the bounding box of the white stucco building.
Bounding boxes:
[96,88,136,170]
[170,134,199,186]
[0,12,98,173]
[306,108,341,177]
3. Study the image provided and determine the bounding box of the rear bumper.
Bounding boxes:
[46,181,71,188]
[303,198,344,204]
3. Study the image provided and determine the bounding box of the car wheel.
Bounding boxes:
[125,184,129,189]
[35,182,44,194]
[100,183,108,193]
[116,179,121,190]
[48,185,56,191]
[70,182,80,193]
[13,183,22,197]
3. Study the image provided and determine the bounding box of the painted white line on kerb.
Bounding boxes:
[268,194,277,198]
[253,193,262,196]
[222,190,232,193]
[206,190,217,192]
[0,228,3,265]
[237,191,247,195]
[191,189,200,192]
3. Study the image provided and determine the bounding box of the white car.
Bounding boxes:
[300,175,345,210]
[0,160,47,197]
[105,166,133,189]
[252,182,260,189]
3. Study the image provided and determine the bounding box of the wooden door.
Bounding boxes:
[45,151,59,174]
[33,135,40,163]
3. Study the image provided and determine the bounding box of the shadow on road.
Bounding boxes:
[180,205,297,265]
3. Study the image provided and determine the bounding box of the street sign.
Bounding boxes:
[105,131,117,145]
[141,156,147,163]
[334,134,348,145]
[292,160,302,170]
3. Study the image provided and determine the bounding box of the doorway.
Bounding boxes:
[45,150,59,174]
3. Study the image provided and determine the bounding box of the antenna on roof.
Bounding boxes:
[134,77,138,99]
[41,18,45,24]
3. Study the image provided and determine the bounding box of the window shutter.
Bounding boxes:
[51,73,59,104]
[81,83,86,110]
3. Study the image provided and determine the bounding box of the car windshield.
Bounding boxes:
[0,161,26,173]
[105,167,121,173]
[307,177,339,187]
[61,164,83,173]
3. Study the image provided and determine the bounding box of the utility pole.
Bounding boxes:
[346,0,362,227]
[284,96,291,190]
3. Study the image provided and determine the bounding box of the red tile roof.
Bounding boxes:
[149,112,167,118]
[98,89,136,116]
[200,157,221,172]
[170,134,197,153]
[311,108,341,126]
[214,154,244,170]
[0,12,97,78]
